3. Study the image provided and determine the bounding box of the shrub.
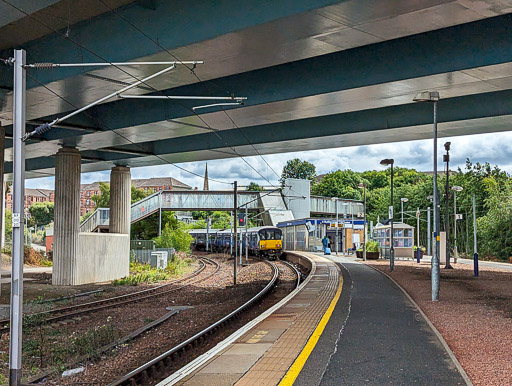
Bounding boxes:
[154,223,193,252]
[366,240,380,253]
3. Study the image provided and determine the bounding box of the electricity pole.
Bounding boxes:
[10,48,26,386]
[233,182,237,285]
[472,194,479,277]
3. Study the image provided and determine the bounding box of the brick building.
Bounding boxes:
[6,188,54,211]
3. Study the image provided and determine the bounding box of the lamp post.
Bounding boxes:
[451,186,463,263]
[400,197,409,223]
[332,197,339,255]
[413,90,441,301]
[358,183,367,261]
[380,158,394,272]
[443,142,453,269]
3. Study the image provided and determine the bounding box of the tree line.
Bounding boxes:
[280,158,512,262]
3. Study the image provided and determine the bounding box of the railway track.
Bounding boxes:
[108,259,286,386]
[0,257,219,334]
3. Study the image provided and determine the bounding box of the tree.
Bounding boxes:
[246,182,264,191]
[131,211,178,240]
[28,202,54,226]
[92,182,110,209]
[92,182,149,209]
[280,158,317,185]
[154,223,193,252]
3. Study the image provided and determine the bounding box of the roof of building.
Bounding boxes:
[7,187,53,198]
[132,177,191,189]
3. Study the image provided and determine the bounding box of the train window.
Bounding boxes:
[259,229,282,240]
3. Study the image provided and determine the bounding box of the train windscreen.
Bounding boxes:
[259,229,282,240]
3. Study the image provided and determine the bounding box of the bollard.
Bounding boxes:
[474,253,479,277]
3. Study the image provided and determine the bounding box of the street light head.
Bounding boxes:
[451,186,463,192]
[358,183,366,189]
[444,141,451,151]
[331,197,339,201]
[380,158,394,166]
[413,91,440,102]
[401,197,409,202]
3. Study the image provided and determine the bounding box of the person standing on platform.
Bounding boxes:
[322,235,329,254]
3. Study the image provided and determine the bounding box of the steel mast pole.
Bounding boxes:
[432,101,440,301]
[245,204,248,264]
[363,186,367,261]
[335,199,338,255]
[390,162,394,272]
[230,211,233,256]
[427,206,431,256]
[472,194,478,277]
[444,144,452,269]
[233,182,237,285]
[454,190,458,262]
[158,191,162,237]
[10,49,26,386]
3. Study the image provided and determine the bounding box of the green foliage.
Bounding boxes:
[80,210,93,223]
[113,259,192,285]
[280,158,317,185]
[366,240,380,253]
[28,201,54,226]
[131,211,178,240]
[312,170,363,199]
[92,182,149,209]
[154,223,193,251]
[4,209,12,242]
[92,182,110,209]
[246,182,264,191]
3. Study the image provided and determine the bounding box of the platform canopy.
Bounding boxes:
[1,0,512,178]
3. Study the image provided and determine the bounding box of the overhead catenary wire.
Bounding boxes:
[94,0,282,185]
[1,0,277,188]
[25,73,231,185]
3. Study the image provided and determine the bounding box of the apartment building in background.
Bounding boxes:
[5,177,192,217]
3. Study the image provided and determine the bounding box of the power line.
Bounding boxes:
[95,0,282,183]
[25,72,231,184]
[1,0,277,187]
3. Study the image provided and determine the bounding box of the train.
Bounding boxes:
[189,226,283,258]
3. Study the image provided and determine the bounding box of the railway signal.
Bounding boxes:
[237,213,246,227]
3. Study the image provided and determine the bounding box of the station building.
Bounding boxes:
[277,217,366,253]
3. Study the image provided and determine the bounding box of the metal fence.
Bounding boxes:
[131,248,175,265]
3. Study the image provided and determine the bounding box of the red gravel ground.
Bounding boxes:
[367,260,512,386]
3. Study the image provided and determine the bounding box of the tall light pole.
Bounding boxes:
[332,197,339,255]
[451,186,463,263]
[414,90,441,301]
[358,183,367,261]
[380,158,394,272]
[443,142,453,269]
[400,197,409,223]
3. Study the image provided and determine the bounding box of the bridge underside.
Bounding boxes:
[1,1,512,178]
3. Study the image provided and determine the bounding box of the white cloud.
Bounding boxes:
[25,131,512,190]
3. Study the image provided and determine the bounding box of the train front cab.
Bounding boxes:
[257,227,283,258]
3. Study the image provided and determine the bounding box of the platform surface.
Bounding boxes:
[162,253,467,386]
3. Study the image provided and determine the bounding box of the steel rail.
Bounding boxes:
[280,260,301,289]
[109,260,279,386]
[0,258,214,334]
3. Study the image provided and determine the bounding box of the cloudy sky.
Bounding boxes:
[26,131,512,190]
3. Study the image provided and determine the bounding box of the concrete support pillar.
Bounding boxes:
[110,166,131,235]
[53,148,81,286]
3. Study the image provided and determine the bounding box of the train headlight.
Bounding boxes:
[261,244,266,248]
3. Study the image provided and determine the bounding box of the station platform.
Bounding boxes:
[159,252,469,386]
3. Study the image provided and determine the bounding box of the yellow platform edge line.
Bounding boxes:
[278,270,344,386]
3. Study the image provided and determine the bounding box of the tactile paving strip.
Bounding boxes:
[235,253,340,386]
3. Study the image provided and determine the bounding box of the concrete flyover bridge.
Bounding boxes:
[2,0,508,286]
[80,188,364,232]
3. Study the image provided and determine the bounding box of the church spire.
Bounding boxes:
[203,163,209,191]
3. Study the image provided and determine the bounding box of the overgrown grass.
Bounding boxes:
[112,257,193,286]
